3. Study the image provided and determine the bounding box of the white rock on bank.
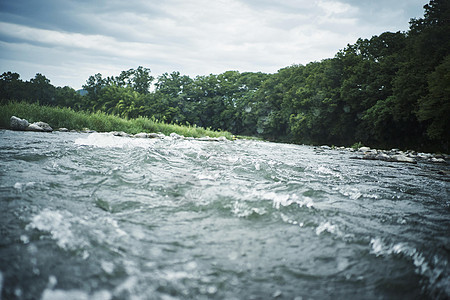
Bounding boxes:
[134,132,148,138]
[358,146,371,152]
[30,121,53,132]
[147,133,163,139]
[10,116,29,130]
[170,132,184,140]
[390,154,416,164]
[431,157,446,163]
[26,123,45,132]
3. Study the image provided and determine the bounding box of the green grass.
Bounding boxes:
[0,101,233,139]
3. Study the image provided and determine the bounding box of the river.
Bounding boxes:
[0,130,449,299]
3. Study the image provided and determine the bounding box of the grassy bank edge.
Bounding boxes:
[0,101,233,139]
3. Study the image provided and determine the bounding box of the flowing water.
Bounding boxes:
[0,130,449,299]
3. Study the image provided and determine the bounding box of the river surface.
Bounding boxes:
[0,130,449,299]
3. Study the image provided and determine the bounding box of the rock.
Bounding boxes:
[170,132,184,140]
[431,157,446,163]
[82,128,96,133]
[358,147,371,152]
[32,121,52,132]
[58,128,69,132]
[26,123,45,132]
[197,136,214,141]
[320,145,331,150]
[375,153,391,161]
[147,133,161,139]
[134,132,148,138]
[111,131,129,137]
[10,116,29,130]
[364,149,378,155]
[390,155,416,164]
[362,153,417,164]
[25,121,53,132]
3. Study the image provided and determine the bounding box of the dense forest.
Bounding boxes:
[1,0,449,152]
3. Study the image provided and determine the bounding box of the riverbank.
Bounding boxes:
[1,102,448,163]
[0,102,233,139]
[314,145,448,165]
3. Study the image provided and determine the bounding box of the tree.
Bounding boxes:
[111,66,154,94]
[0,72,26,103]
[30,73,56,105]
[417,54,450,144]
[83,73,106,105]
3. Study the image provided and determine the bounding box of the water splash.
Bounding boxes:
[26,209,75,250]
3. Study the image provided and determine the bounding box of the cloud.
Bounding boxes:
[0,0,426,89]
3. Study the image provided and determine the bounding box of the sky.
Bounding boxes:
[0,0,427,90]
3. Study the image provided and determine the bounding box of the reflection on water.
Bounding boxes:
[0,130,449,299]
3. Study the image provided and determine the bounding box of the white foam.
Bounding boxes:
[14,182,36,192]
[101,260,115,275]
[316,221,341,236]
[41,289,111,300]
[26,209,75,250]
[74,133,154,148]
[257,191,314,210]
[232,201,266,218]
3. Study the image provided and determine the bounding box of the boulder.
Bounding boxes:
[111,131,129,137]
[134,132,148,138]
[26,123,45,132]
[58,128,69,132]
[147,133,161,139]
[32,121,52,132]
[217,136,228,142]
[10,116,29,130]
[169,132,184,140]
[358,146,371,152]
[390,155,416,164]
[362,153,417,164]
[431,157,446,163]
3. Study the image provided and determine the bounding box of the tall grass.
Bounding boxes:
[0,101,233,139]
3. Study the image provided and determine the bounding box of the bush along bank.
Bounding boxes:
[0,102,233,140]
[8,115,232,143]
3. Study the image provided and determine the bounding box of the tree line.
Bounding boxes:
[1,0,448,151]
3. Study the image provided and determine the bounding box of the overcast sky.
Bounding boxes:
[0,0,427,90]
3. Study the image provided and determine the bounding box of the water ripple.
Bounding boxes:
[1,130,449,299]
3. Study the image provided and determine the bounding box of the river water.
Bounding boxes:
[0,130,449,299]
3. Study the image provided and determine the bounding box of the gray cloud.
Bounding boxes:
[0,0,427,89]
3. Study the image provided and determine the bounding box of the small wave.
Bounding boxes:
[231,201,267,218]
[26,209,128,251]
[315,165,342,179]
[315,221,341,236]
[251,190,314,210]
[370,237,450,298]
[13,181,37,192]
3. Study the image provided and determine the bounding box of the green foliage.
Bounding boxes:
[351,142,364,150]
[417,54,450,141]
